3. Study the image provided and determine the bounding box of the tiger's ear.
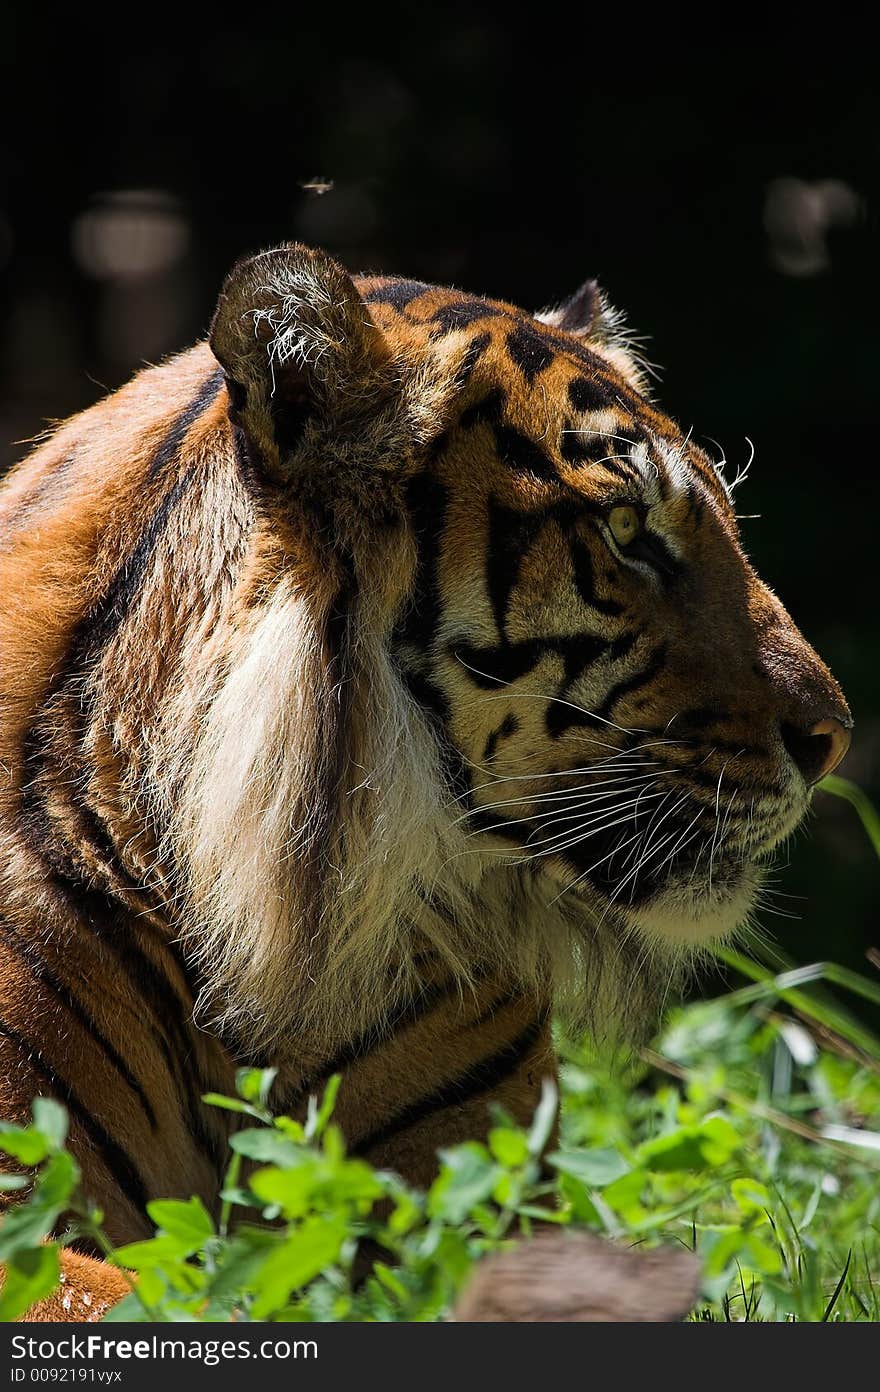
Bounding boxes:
[209,244,392,478]
[535,280,605,338]
[536,280,651,393]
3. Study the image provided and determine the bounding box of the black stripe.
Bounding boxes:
[454,332,492,385]
[605,629,638,663]
[394,471,450,648]
[569,535,625,616]
[396,666,471,802]
[0,918,158,1129]
[38,870,192,1042]
[495,425,558,483]
[459,388,507,432]
[531,325,655,413]
[362,279,432,312]
[354,1017,545,1156]
[567,374,615,414]
[453,639,545,688]
[398,665,450,722]
[506,325,554,383]
[558,632,611,687]
[483,713,518,763]
[17,766,194,1072]
[12,479,199,882]
[432,300,501,333]
[560,432,639,483]
[0,1016,151,1216]
[35,871,226,1176]
[455,629,614,699]
[627,530,682,580]
[72,468,197,663]
[1,451,81,532]
[485,499,546,639]
[281,973,469,1112]
[9,369,231,1187]
[560,427,627,472]
[593,645,667,723]
[147,368,224,480]
[465,806,530,847]
[467,988,528,1032]
[57,370,221,670]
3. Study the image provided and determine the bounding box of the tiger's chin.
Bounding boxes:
[623,866,760,949]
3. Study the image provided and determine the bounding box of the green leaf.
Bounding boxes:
[0,1174,29,1192]
[305,1075,341,1141]
[249,1154,382,1219]
[203,1229,282,1305]
[36,1152,79,1208]
[0,1124,49,1166]
[201,1094,267,1119]
[146,1196,214,1248]
[248,1164,316,1218]
[711,947,880,1057]
[217,1186,258,1210]
[557,1173,601,1223]
[373,1261,408,1303]
[491,1170,521,1207]
[99,1290,157,1323]
[0,1194,62,1261]
[428,1143,501,1224]
[731,1177,772,1219]
[319,1158,384,1206]
[701,1225,783,1279]
[386,1188,422,1237]
[250,1219,346,1318]
[235,1067,278,1107]
[0,1244,59,1321]
[548,1147,631,1188]
[488,1127,529,1168]
[636,1116,740,1173]
[111,1235,202,1270]
[517,1203,568,1223]
[274,1116,306,1142]
[229,1129,304,1166]
[31,1098,68,1150]
[0,1152,77,1262]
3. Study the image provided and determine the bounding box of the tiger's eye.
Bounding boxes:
[608,504,641,547]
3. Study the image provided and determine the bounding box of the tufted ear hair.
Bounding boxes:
[535,279,605,338]
[209,244,393,479]
[536,279,652,393]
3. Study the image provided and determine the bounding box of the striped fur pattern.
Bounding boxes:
[0,245,850,1317]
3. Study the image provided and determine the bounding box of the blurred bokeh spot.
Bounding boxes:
[764,177,862,276]
[69,190,194,376]
[71,189,189,281]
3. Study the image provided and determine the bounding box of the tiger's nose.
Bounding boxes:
[780,717,852,786]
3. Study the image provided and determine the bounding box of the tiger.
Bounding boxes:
[0,244,851,1320]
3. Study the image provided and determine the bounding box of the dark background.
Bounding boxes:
[1,24,876,1002]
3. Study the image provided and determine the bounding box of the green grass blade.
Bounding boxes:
[818,776,880,861]
[712,947,880,1060]
[821,1249,852,1321]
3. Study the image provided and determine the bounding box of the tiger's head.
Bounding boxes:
[209,244,850,997]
